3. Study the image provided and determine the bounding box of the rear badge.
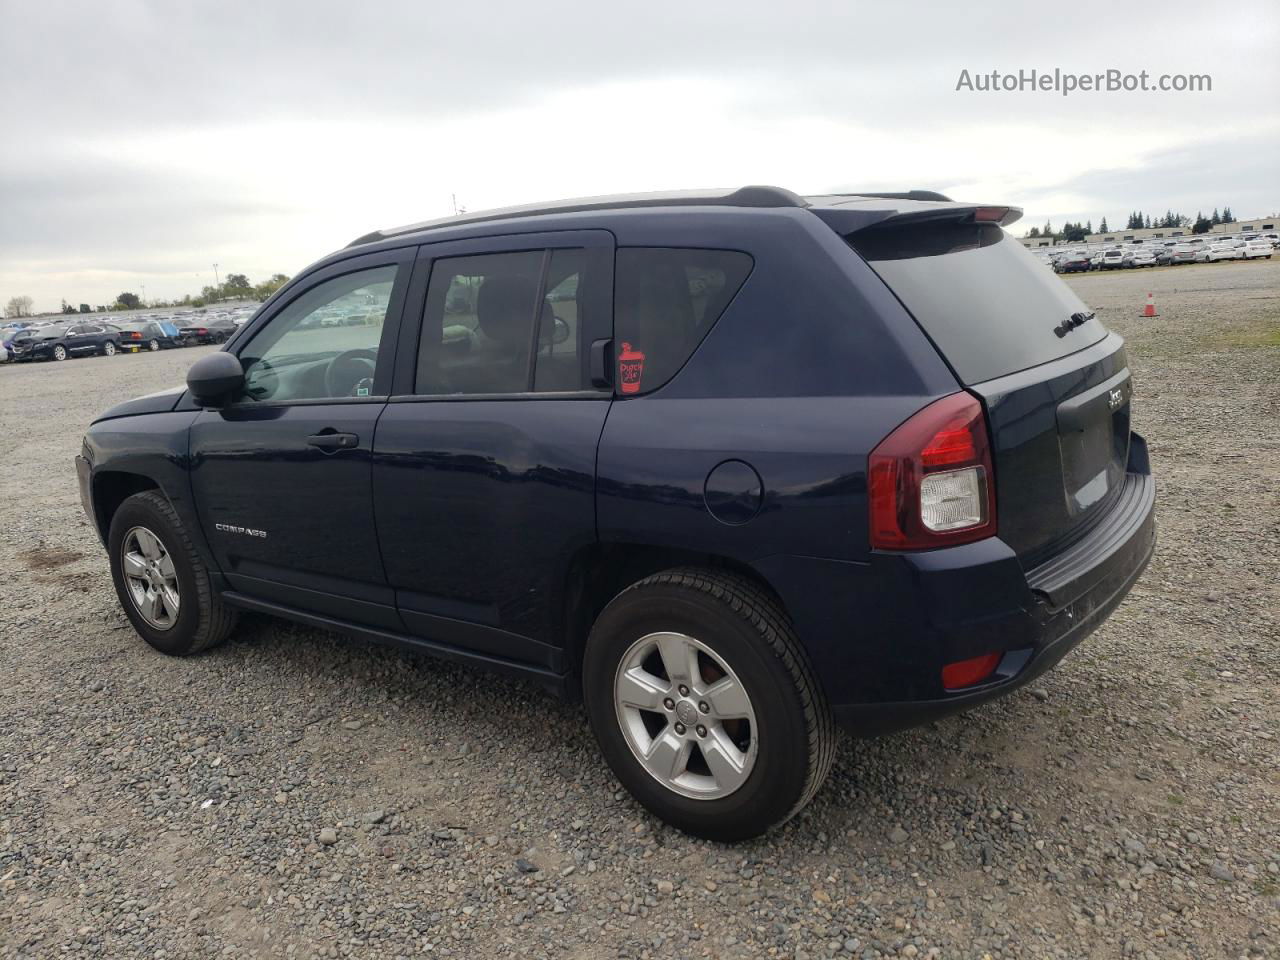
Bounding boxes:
[1108,388,1124,410]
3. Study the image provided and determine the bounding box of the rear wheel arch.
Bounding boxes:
[562,543,790,697]
[579,563,835,838]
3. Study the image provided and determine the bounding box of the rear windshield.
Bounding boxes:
[851,221,1107,384]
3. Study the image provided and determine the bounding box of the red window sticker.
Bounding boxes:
[618,341,645,394]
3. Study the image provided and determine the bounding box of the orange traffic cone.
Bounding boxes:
[1141,292,1158,318]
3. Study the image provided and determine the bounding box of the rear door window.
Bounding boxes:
[613,248,752,395]
[850,222,1107,385]
[415,246,600,396]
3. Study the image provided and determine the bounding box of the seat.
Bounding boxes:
[449,273,539,394]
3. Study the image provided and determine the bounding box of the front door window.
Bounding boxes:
[239,265,400,402]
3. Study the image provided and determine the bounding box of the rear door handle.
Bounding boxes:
[307,431,359,451]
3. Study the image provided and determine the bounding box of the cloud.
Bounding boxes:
[1,0,1276,309]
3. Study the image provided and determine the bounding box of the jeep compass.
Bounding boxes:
[76,186,1155,839]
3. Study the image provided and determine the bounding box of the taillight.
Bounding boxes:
[868,391,996,550]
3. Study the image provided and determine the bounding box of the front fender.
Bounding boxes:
[82,410,222,584]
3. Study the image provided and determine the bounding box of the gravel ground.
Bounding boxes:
[1,259,1277,960]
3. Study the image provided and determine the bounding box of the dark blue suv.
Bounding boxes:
[76,187,1155,839]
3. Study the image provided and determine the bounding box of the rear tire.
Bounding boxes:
[107,490,237,656]
[102,341,116,357]
[583,568,835,840]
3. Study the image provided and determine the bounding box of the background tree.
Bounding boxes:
[1099,216,1109,233]
[115,291,141,310]
[252,273,290,301]
[79,303,91,313]
[5,295,34,318]
[224,273,252,296]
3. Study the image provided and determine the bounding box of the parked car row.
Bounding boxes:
[1044,232,1278,273]
[1196,238,1274,262]
[1,307,255,363]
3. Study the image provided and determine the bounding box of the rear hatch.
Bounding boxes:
[844,213,1132,563]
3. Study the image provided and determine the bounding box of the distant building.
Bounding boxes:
[1082,225,1192,246]
[1018,236,1057,249]
[1209,215,1278,235]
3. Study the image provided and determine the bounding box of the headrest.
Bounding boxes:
[476,273,538,345]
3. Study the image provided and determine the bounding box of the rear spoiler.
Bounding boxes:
[812,200,1023,235]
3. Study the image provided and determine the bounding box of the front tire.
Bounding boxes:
[583,569,835,841]
[52,344,67,361]
[107,490,237,656]
[148,339,160,352]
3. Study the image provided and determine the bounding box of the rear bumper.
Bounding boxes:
[757,434,1156,737]
[833,488,1153,734]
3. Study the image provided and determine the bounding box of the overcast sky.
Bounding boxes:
[2,1,1277,311]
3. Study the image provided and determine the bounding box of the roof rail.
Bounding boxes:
[347,185,808,247]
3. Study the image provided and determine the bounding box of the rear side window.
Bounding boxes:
[613,248,752,395]
[416,248,594,396]
[851,222,1107,385]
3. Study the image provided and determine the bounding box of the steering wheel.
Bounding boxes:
[324,349,378,398]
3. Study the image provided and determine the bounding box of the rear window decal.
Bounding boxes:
[618,342,645,394]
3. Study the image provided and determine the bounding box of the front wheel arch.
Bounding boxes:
[91,471,161,543]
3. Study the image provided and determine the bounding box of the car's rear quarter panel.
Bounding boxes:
[596,209,968,702]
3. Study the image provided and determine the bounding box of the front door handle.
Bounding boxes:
[307,431,359,452]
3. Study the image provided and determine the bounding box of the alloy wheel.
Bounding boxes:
[121,525,181,630]
[613,631,758,800]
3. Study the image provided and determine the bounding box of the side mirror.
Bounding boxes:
[187,352,244,407]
